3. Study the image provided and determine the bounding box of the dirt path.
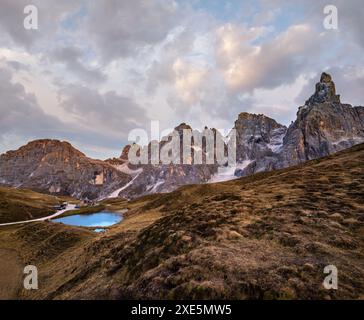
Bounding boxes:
[0,204,76,227]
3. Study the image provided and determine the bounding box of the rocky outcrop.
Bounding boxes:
[0,140,131,199]
[306,72,340,105]
[279,74,364,165]
[235,113,287,161]
[236,72,364,177]
[120,144,131,161]
[112,123,220,198]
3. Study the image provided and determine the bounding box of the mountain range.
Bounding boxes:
[1,72,363,200]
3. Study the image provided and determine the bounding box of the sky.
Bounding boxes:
[0,0,363,159]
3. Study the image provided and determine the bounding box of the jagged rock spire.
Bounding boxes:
[306,72,340,105]
[120,144,131,160]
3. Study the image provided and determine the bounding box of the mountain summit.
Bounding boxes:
[0,139,131,199]
[306,72,341,105]
[235,72,364,177]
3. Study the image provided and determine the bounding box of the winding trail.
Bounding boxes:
[0,204,76,227]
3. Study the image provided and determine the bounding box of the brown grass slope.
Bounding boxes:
[0,187,64,224]
[1,143,363,300]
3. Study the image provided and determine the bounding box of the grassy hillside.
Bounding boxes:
[0,187,65,223]
[0,143,363,299]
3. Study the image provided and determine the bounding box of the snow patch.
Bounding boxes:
[208,160,252,183]
[114,162,143,177]
[267,130,285,153]
[107,170,143,198]
[147,179,165,193]
[331,135,364,146]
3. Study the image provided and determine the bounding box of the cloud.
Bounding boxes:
[0,0,38,47]
[86,0,180,61]
[215,23,324,92]
[339,0,364,49]
[144,20,329,127]
[0,0,82,48]
[5,60,30,71]
[58,83,151,137]
[51,46,106,83]
[172,58,208,104]
[0,65,146,159]
[0,66,62,137]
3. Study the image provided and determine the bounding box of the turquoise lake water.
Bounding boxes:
[53,211,123,228]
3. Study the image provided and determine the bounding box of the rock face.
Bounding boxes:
[236,72,364,177]
[110,123,220,199]
[118,163,217,199]
[235,113,287,162]
[230,113,287,177]
[120,144,131,161]
[306,72,340,105]
[279,75,364,165]
[0,140,131,199]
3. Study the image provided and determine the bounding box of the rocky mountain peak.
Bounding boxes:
[174,123,193,134]
[237,112,263,119]
[234,112,286,137]
[306,72,340,105]
[320,71,332,83]
[232,112,287,166]
[0,139,131,199]
[278,72,364,166]
[120,144,131,160]
[3,139,84,156]
[232,72,364,178]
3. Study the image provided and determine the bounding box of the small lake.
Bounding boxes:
[53,211,123,228]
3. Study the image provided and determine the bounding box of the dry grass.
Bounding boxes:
[0,187,67,223]
[0,249,23,299]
